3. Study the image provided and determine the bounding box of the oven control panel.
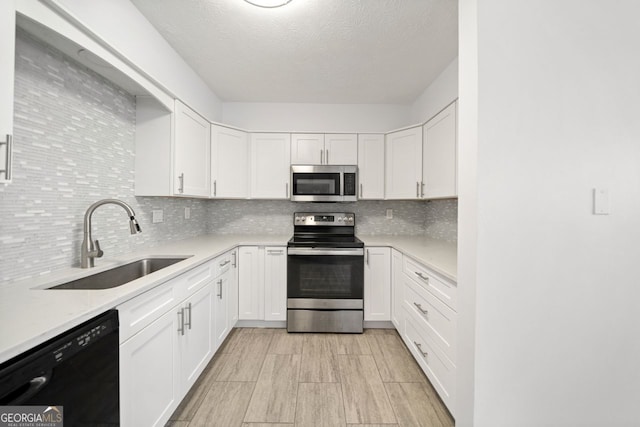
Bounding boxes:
[294,212,355,226]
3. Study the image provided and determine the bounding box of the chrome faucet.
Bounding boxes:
[81,199,141,268]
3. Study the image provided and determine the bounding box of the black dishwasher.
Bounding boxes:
[0,310,120,426]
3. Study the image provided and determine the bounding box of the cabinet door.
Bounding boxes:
[391,249,404,330]
[120,309,180,427]
[213,273,229,349]
[238,246,264,320]
[291,133,324,164]
[211,125,249,198]
[264,246,287,321]
[0,1,15,183]
[324,134,358,164]
[173,100,210,197]
[180,283,213,394]
[357,134,385,199]
[250,133,291,199]
[422,102,457,199]
[228,249,239,327]
[364,247,391,321]
[385,127,422,199]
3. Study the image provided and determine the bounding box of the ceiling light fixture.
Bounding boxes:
[243,0,292,8]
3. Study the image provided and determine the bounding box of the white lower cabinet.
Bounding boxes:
[238,246,263,320]
[238,245,287,321]
[120,308,180,427]
[118,256,234,427]
[397,255,457,416]
[364,247,391,321]
[264,246,287,321]
[213,250,238,349]
[390,249,404,330]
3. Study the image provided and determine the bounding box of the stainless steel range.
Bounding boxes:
[287,212,364,333]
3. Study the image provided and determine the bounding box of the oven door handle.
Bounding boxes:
[287,247,364,256]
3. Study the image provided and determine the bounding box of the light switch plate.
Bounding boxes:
[593,188,610,215]
[152,209,164,223]
[184,207,191,219]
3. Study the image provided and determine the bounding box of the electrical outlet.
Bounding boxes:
[152,209,164,223]
[184,207,191,219]
[386,208,393,219]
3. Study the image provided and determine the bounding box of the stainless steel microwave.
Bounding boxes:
[290,165,358,202]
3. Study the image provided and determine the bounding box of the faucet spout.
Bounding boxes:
[81,199,142,268]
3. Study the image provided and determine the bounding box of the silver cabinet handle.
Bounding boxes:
[177,308,185,335]
[184,302,192,330]
[286,182,289,198]
[213,180,217,196]
[366,249,370,265]
[320,149,324,164]
[178,173,184,194]
[219,259,231,267]
[326,149,329,164]
[414,341,428,358]
[267,249,284,255]
[421,182,425,198]
[0,134,12,181]
[232,251,237,268]
[414,271,429,282]
[360,183,363,198]
[217,279,223,299]
[416,181,420,197]
[413,302,428,315]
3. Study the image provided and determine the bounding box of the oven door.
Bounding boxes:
[287,247,364,303]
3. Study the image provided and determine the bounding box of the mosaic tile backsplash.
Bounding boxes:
[0,31,209,285]
[0,31,457,286]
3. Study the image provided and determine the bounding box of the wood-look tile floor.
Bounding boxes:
[166,328,454,427]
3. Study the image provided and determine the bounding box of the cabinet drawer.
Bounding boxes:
[118,260,214,343]
[403,275,456,363]
[403,311,455,415]
[118,280,180,343]
[212,251,233,278]
[403,256,457,310]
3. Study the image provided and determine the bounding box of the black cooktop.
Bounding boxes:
[287,235,364,248]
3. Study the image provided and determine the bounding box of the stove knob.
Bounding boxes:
[301,217,306,221]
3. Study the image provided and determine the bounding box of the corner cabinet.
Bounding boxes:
[135,99,210,197]
[211,125,249,198]
[250,133,291,199]
[422,102,457,199]
[357,134,385,199]
[385,127,423,199]
[0,0,15,183]
[364,247,391,321]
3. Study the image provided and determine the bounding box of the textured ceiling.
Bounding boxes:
[130,0,458,104]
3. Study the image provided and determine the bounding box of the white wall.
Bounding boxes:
[222,102,411,133]
[43,0,223,121]
[458,1,640,425]
[410,57,458,123]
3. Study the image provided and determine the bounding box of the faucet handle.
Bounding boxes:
[93,240,104,258]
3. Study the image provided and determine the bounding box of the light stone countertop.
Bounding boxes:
[0,233,456,363]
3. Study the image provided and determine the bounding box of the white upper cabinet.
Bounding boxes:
[422,102,457,199]
[0,1,15,183]
[211,124,249,198]
[250,133,291,199]
[385,126,423,199]
[291,133,358,165]
[324,134,358,164]
[357,134,385,199]
[291,133,324,164]
[173,100,211,197]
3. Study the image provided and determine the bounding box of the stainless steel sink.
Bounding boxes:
[48,257,192,290]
